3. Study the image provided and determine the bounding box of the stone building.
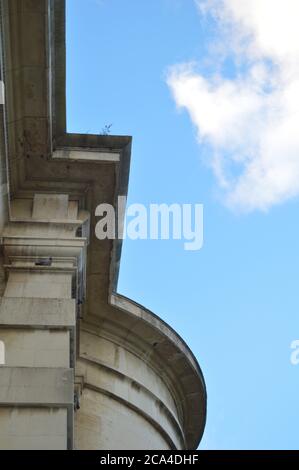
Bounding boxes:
[0,0,206,450]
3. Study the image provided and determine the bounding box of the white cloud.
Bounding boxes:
[167,0,299,211]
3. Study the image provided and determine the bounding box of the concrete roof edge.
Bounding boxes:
[50,0,206,449]
[50,0,207,449]
[51,1,132,149]
[51,0,132,291]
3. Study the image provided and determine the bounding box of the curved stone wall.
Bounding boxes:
[75,330,185,449]
[75,295,206,450]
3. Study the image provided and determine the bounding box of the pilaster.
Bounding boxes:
[0,193,89,450]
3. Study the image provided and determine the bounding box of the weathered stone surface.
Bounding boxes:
[0,298,76,327]
[32,194,69,220]
[0,367,74,404]
[0,0,207,451]
[0,407,67,450]
[0,329,70,367]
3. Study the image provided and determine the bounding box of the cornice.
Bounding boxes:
[0,0,207,449]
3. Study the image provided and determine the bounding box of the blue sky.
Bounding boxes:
[66,0,299,449]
